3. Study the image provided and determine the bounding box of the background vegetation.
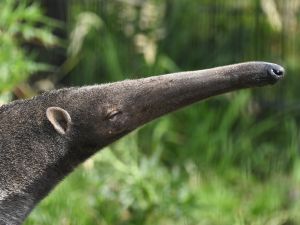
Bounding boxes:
[1,0,300,224]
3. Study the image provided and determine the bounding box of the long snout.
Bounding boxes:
[201,61,285,87]
[120,61,285,128]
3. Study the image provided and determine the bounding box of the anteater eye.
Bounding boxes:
[107,110,121,121]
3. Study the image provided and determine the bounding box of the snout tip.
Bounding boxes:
[267,64,285,81]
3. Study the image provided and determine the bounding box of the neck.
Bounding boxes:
[0,193,35,225]
[0,130,83,224]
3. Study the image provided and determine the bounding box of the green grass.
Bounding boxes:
[25,145,300,225]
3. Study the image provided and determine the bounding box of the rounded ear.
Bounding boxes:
[46,107,72,135]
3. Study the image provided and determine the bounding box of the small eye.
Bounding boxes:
[107,110,121,121]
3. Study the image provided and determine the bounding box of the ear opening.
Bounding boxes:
[46,107,72,135]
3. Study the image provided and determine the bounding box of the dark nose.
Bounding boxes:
[267,64,285,80]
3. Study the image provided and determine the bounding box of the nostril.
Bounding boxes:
[271,68,284,76]
[267,65,285,79]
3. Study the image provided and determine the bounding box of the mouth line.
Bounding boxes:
[255,76,278,85]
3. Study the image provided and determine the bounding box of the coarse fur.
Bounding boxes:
[0,62,284,225]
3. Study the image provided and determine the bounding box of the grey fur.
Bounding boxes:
[0,62,284,224]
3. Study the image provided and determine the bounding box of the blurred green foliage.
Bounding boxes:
[1,0,298,224]
[0,0,60,97]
